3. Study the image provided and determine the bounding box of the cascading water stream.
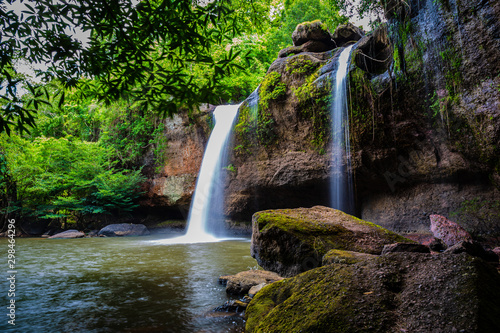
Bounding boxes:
[185,104,241,241]
[330,44,355,214]
[152,104,240,244]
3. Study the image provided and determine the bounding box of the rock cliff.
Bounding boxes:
[224,0,500,240]
[140,0,500,242]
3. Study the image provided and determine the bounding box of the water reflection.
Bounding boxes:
[0,235,255,333]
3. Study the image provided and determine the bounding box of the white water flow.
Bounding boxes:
[330,44,355,214]
[152,104,241,245]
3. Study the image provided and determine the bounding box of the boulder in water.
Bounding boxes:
[48,230,85,239]
[98,223,150,237]
[251,206,412,277]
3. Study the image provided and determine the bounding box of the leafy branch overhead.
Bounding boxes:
[1,0,250,133]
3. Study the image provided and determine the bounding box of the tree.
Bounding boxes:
[1,0,250,134]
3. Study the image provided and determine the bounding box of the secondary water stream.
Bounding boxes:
[330,44,355,214]
[0,235,256,332]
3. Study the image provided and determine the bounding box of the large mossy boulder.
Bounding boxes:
[98,223,150,237]
[246,252,500,333]
[251,206,411,277]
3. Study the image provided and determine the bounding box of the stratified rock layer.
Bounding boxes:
[251,206,411,277]
[246,253,500,333]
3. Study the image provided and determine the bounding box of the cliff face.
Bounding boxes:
[355,0,500,237]
[225,0,500,238]
[141,0,500,239]
[140,112,211,219]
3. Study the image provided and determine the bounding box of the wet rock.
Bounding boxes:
[322,249,377,265]
[291,20,334,47]
[278,45,302,58]
[219,270,283,295]
[381,242,430,255]
[245,253,500,333]
[251,206,412,277]
[354,25,392,74]
[429,237,448,252]
[48,230,85,239]
[430,214,472,247]
[444,240,499,263]
[331,22,364,48]
[98,223,150,237]
[213,299,248,313]
[248,283,266,298]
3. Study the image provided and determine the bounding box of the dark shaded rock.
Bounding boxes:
[278,45,302,58]
[87,230,99,237]
[331,22,364,48]
[48,230,85,239]
[291,20,333,47]
[251,206,412,277]
[219,270,283,295]
[430,214,472,247]
[354,25,392,74]
[429,237,448,252]
[381,0,408,19]
[322,249,377,265]
[445,240,499,263]
[245,253,500,333]
[97,223,150,237]
[213,299,248,313]
[381,242,430,255]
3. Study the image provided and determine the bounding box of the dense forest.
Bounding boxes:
[0,0,359,231]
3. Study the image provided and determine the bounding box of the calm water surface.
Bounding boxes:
[0,234,257,332]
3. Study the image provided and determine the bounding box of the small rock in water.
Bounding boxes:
[248,283,267,298]
[48,230,85,239]
[220,270,283,295]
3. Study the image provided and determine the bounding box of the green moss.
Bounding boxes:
[255,209,411,258]
[245,265,375,333]
[439,46,463,96]
[286,54,321,76]
[292,64,331,150]
[259,72,286,110]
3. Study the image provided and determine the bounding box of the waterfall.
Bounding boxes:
[184,104,240,241]
[152,104,240,245]
[330,44,355,214]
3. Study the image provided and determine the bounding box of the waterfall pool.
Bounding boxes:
[0,234,256,332]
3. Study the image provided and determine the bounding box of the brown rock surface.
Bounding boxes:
[219,270,283,295]
[251,206,412,277]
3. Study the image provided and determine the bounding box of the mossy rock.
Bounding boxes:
[322,249,377,265]
[246,252,500,332]
[250,206,412,277]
